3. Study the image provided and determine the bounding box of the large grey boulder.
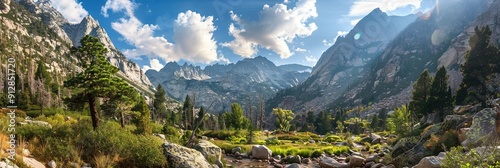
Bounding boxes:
[251,145,272,160]
[319,157,349,168]
[349,155,365,167]
[194,140,223,161]
[163,142,217,168]
[411,156,443,168]
[369,133,382,144]
[462,108,498,148]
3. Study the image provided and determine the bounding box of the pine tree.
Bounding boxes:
[456,26,500,106]
[273,108,294,132]
[230,103,245,130]
[153,84,167,121]
[314,111,331,134]
[428,66,452,121]
[409,70,433,119]
[134,97,152,135]
[64,35,135,129]
[182,95,193,129]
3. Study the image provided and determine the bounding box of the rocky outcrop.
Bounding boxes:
[462,108,499,148]
[194,140,223,161]
[0,0,11,14]
[162,142,217,168]
[251,145,272,160]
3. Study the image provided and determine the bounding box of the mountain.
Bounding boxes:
[266,8,417,113]
[4,0,153,94]
[268,0,494,115]
[146,56,311,112]
[278,64,312,72]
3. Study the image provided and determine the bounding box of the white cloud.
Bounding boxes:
[222,0,318,59]
[305,55,317,64]
[295,47,307,52]
[102,0,219,64]
[142,59,164,71]
[49,0,88,24]
[348,0,422,17]
[322,31,349,46]
[350,19,361,26]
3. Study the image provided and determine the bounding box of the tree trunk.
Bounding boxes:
[89,96,99,130]
[120,111,125,128]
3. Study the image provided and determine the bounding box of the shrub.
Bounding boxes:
[16,125,51,140]
[311,150,323,158]
[321,146,350,155]
[265,137,284,145]
[296,149,313,158]
[151,123,163,134]
[324,135,343,143]
[203,130,233,140]
[442,146,500,168]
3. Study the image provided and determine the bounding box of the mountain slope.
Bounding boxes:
[267,8,417,113]
[146,56,310,112]
[10,0,154,95]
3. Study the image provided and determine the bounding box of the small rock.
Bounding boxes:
[274,155,282,160]
[319,157,349,168]
[285,163,302,168]
[371,163,385,168]
[47,160,57,168]
[366,154,379,162]
[22,148,31,156]
[309,139,316,143]
[302,158,311,164]
[365,161,375,168]
[349,155,366,167]
[232,147,242,154]
[202,136,208,140]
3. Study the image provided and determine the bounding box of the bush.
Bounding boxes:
[151,123,163,134]
[324,135,343,143]
[16,125,51,140]
[203,130,233,140]
[442,146,500,168]
[265,137,284,145]
[311,150,323,158]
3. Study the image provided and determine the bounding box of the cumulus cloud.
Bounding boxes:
[102,0,221,64]
[323,31,349,46]
[222,0,318,59]
[295,47,307,52]
[142,59,164,71]
[305,55,318,64]
[49,0,88,24]
[348,0,422,17]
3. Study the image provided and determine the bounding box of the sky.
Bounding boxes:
[47,0,436,71]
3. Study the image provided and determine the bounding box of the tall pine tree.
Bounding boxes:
[428,66,452,121]
[409,70,433,119]
[153,84,167,121]
[182,95,193,129]
[64,35,134,129]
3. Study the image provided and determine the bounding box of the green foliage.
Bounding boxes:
[456,26,500,105]
[314,111,332,134]
[224,103,249,130]
[390,105,412,136]
[153,84,168,121]
[265,137,284,145]
[442,146,500,168]
[324,135,343,143]
[64,35,136,129]
[182,95,194,130]
[134,97,152,135]
[428,66,453,122]
[273,108,294,132]
[409,70,432,119]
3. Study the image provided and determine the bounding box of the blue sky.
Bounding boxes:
[47,0,436,71]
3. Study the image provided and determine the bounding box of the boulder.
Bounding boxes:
[411,156,443,168]
[462,108,498,148]
[319,157,349,168]
[371,163,385,168]
[349,155,366,167]
[194,140,223,161]
[284,155,301,164]
[370,133,382,144]
[163,142,217,168]
[285,163,303,168]
[274,155,282,160]
[366,154,379,163]
[458,128,470,144]
[309,139,316,143]
[231,147,241,154]
[47,160,57,168]
[251,145,272,160]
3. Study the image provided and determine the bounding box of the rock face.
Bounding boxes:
[0,0,11,14]
[462,108,499,148]
[194,140,223,161]
[10,0,154,94]
[268,0,495,116]
[267,8,417,114]
[147,56,310,112]
[163,142,217,168]
[251,145,272,160]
